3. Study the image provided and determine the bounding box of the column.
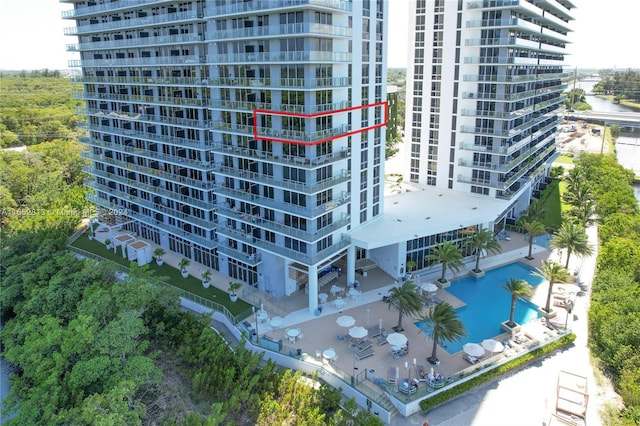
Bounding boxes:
[347,245,356,288]
[308,264,318,315]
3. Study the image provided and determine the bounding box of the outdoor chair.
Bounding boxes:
[377,334,388,346]
[354,347,375,360]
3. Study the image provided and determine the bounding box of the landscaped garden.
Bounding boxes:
[70,233,253,319]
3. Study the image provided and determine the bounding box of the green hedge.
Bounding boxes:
[419,334,576,412]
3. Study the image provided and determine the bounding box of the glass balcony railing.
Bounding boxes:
[207,51,351,64]
[78,107,208,130]
[69,55,206,68]
[207,0,352,17]
[86,195,217,249]
[210,22,351,40]
[73,75,206,86]
[205,76,351,89]
[62,0,171,19]
[81,150,215,191]
[73,33,205,51]
[65,10,202,35]
[209,143,349,168]
[83,165,213,211]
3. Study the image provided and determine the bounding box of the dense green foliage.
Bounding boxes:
[594,69,640,103]
[0,74,82,148]
[575,154,640,425]
[0,139,90,231]
[1,230,383,425]
[565,88,592,111]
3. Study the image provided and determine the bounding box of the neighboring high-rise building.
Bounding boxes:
[405,0,574,208]
[64,0,388,312]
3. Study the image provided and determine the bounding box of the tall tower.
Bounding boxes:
[63,0,388,311]
[405,0,574,206]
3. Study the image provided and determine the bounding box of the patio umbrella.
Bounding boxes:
[348,326,368,340]
[481,339,504,355]
[421,282,438,293]
[336,315,356,333]
[463,342,486,358]
[386,332,408,347]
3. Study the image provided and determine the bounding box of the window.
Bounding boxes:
[284,191,306,207]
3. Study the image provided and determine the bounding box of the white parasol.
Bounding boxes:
[269,316,283,329]
[463,342,486,358]
[386,332,408,347]
[421,282,438,293]
[348,326,368,340]
[481,339,504,355]
[336,315,356,330]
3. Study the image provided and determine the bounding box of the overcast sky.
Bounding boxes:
[0,1,637,71]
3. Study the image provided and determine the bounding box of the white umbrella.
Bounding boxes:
[481,339,504,355]
[386,332,408,347]
[463,342,486,358]
[336,315,356,330]
[348,326,368,339]
[421,282,438,293]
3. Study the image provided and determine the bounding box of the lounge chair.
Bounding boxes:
[554,298,573,308]
[415,364,428,382]
[356,340,373,352]
[463,354,482,364]
[354,347,375,360]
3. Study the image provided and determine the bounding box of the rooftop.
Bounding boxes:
[350,186,513,249]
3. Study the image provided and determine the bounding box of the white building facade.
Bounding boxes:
[64,0,388,312]
[405,0,575,218]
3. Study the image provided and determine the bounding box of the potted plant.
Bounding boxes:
[153,247,166,266]
[201,270,212,288]
[104,238,112,249]
[178,258,190,278]
[500,278,532,334]
[228,281,242,302]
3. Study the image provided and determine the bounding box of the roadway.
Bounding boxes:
[565,110,640,127]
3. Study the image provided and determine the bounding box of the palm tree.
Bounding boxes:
[419,302,466,365]
[523,198,548,222]
[464,227,502,273]
[425,241,465,284]
[533,260,571,313]
[517,217,547,260]
[550,222,593,269]
[502,278,533,328]
[386,280,423,331]
[569,199,597,228]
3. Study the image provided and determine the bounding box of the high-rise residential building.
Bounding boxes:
[405,0,574,212]
[64,0,388,312]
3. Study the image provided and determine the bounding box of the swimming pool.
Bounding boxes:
[415,262,544,354]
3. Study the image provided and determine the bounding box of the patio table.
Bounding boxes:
[322,348,336,362]
[318,293,328,304]
[334,297,345,310]
[287,328,300,343]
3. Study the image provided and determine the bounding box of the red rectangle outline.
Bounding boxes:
[252,101,388,146]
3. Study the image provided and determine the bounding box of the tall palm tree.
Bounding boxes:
[502,278,533,327]
[386,280,423,331]
[464,227,502,272]
[517,217,547,260]
[569,199,597,228]
[523,198,548,222]
[425,241,465,284]
[550,222,593,269]
[533,260,570,313]
[419,302,466,364]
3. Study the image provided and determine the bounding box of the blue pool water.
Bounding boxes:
[415,262,544,354]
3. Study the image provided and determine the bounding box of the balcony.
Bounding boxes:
[85,180,215,230]
[69,55,206,68]
[208,99,348,115]
[216,243,262,267]
[462,71,571,84]
[78,107,208,130]
[207,0,352,17]
[80,123,212,151]
[82,137,212,172]
[66,10,202,35]
[210,22,351,40]
[72,33,205,51]
[215,184,350,220]
[73,75,205,86]
[207,51,351,64]
[215,204,348,243]
[205,76,351,89]
[83,165,213,211]
[256,124,351,144]
[213,163,351,195]
[81,151,215,190]
[75,90,208,107]
[210,143,349,168]
[86,195,217,249]
[62,0,173,19]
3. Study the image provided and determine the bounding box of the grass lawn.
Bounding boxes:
[553,155,574,165]
[71,234,253,318]
[538,179,563,230]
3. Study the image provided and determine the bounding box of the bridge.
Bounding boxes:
[564,110,640,127]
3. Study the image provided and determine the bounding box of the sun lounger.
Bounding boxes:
[377,334,388,346]
[554,298,573,308]
[463,354,483,364]
[354,347,375,360]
